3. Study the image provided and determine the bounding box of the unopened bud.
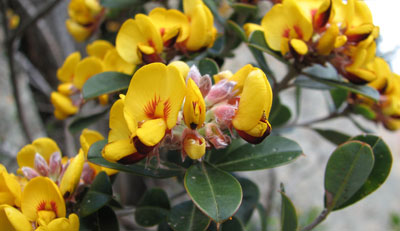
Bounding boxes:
[205,123,231,149]
[49,152,62,181]
[187,65,201,85]
[81,163,96,184]
[182,129,206,160]
[199,75,212,97]
[34,153,49,176]
[211,104,236,128]
[205,80,236,105]
[21,167,40,180]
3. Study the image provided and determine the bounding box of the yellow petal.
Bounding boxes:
[185,3,215,51]
[17,138,60,169]
[0,205,32,231]
[86,40,114,60]
[98,94,108,106]
[183,78,206,129]
[316,24,339,55]
[149,8,189,43]
[59,150,85,197]
[102,139,138,163]
[108,99,133,142]
[136,118,167,147]
[103,49,135,75]
[50,92,78,119]
[73,56,104,89]
[124,63,186,130]
[290,38,308,55]
[228,64,254,94]
[84,0,102,15]
[334,35,347,48]
[47,213,80,231]
[213,70,233,83]
[243,23,264,38]
[57,52,81,83]
[57,83,75,95]
[68,0,94,25]
[0,171,22,207]
[183,136,206,160]
[80,129,104,158]
[65,19,92,42]
[169,61,189,80]
[21,177,65,221]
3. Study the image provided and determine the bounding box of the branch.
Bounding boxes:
[273,67,298,96]
[301,208,330,231]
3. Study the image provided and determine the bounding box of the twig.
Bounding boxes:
[273,67,298,96]
[301,208,330,231]
[295,112,343,128]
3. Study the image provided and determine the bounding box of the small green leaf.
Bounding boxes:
[87,140,185,178]
[227,20,248,42]
[280,191,298,231]
[294,75,333,90]
[136,207,169,227]
[184,162,242,223]
[82,71,131,100]
[69,109,108,134]
[214,136,302,172]
[167,201,211,231]
[231,3,258,14]
[313,128,351,146]
[324,141,375,210]
[269,103,291,127]
[353,104,376,120]
[235,177,260,225]
[335,135,392,209]
[138,188,170,209]
[248,30,287,63]
[89,171,113,195]
[221,216,246,231]
[100,0,143,8]
[199,58,219,76]
[330,88,348,109]
[256,203,267,231]
[79,206,119,231]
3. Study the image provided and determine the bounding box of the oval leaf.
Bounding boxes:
[82,71,131,100]
[335,135,392,209]
[136,207,169,227]
[214,136,302,172]
[235,177,260,225]
[168,201,211,231]
[227,20,247,42]
[79,206,119,231]
[184,162,242,223]
[313,128,351,146]
[87,140,185,178]
[199,58,219,77]
[248,30,287,63]
[281,192,298,231]
[324,141,374,210]
[221,216,245,231]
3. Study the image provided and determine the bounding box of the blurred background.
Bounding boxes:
[0,0,399,230]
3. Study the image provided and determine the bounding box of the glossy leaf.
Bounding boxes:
[330,88,348,109]
[167,201,211,231]
[324,141,374,210]
[269,102,291,127]
[247,31,275,77]
[138,188,170,209]
[235,177,260,225]
[335,135,392,209]
[294,75,333,90]
[69,109,108,134]
[80,172,113,217]
[79,206,119,231]
[214,136,303,172]
[100,0,143,8]
[199,58,219,77]
[135,188,171,227]
[82,71,131,100]
[313,128,351,146]
[231,3,257,14]
[227,20,247,42]
[184,162,243,223]
[280,192,298,231]
[353,105,376,120]
[221,216,245,231]
[87,140,185,178]
[348,116,374,133]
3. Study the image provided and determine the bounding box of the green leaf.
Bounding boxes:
[184,162,243,223]
[280,191,298,231]
[80,172,113,217]
[87,140,185,178]
[82,72,131,100]
[135,188,171,227]
[248,30,287,64]
[231,3,258,14]
[324,141,375,210]
[235,177,260,225]
[227,20,247,42]
[68,109,108,134]
[313,128,351,146]
[138,188,170,209]
[294,75,333,90]
[214,136,303,172]
[167,201,211,231]
[335,135,392,209]
[348,116,374,133]
[256,203,267,231]
[270,103,291,127]
[100,0,143,8]
[79,206,119,231]
[353,105,376,120]
[221,216,246,231]
[295,86,302,119]
[199,58,219,77]
[330,88,348,109]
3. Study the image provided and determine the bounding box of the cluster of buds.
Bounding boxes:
[0,129,117,230]
[66,0,105,41]
[350,58,400,130]
[246,0,380,84]
[102,62,273,164]
[115,0,217,65]
[51,40,135,120]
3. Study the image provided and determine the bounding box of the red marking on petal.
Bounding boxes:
[236,125,271,144]
[293,25,303,39]
[37,201,46,211]
[163,99,171,121]
[50,201,58,217]
[160,28,165,36]
[117,152,147,164]
[144,95,161,119]
[282,28,290,38]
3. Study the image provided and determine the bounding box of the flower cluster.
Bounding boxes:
[115,0,217,65]
[50,40,135,120]
[0,129,115,230]
[102,62,273,163]
[66,0,105,41]
[246,0,379,84]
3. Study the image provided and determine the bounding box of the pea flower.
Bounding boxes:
[59,150,84,198]
[0,205,31,231]
[0,164,22,207]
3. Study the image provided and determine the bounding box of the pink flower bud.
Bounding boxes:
[34,153,49,176]
[205,80,236,105]
[199,75,212,97]
[187,65,201,85]
[211,104,236,128]
[81,163,96,184]
[21,167,40,180]
[205,123,231,149]
[49,152,62,180]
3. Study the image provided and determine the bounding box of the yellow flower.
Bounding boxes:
[0,165,22,207]
[344,40,377,84]
[21,177,66,224]
[80,129,118,175]
[182,129,206,160]
[73,56,104,90]
[116,14,163,65]
[182,0,217,51]
[86,40,114,60]
[0,204,32,231]
[35,213,79,231]
[296,0,333,30]
[65,20,92,42]
[316,24,340,55]
[261,0,313,55]
[6,9,20,30]
[149,8,189,44]
[183,78,206,129]
[57,52,81,84]
[367,57,393,92]
[243,23,264,38]
[59,150,84,197]
[17,138,60,170]
[103,49,135,75]
[231,68,273,144]
[50,92,79,120]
